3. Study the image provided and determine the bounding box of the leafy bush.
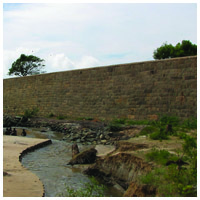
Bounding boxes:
[149,128,169,141]
[23,107,39,118]
[159,115,180,126]
[181,118,197,130]
[182,135,197,157]
[148,115,181,140]
[48,113,55,118]
[57,115,66,120]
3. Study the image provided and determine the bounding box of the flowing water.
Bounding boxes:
[4,127,122,197]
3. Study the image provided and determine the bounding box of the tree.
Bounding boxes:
[8,54,46,77]
[153,40,197,60]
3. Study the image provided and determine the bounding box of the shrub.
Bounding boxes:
[159,115,180,126]
[57,115,66,120]
[149,128,169,141]
[107,123,122,132]
[182,135,197,157]
[178,132,187,139]
[23,107,39,118]
[139,126,158,136]
[107,118,126,132]
[48,113,55,118]
[181,118,197,130]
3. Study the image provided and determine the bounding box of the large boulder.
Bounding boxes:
[67,147,97,165]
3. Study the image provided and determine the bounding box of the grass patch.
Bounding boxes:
[57,176,106,197]
[107,118,152,132]
[145,148,178,165]
[139,132,197,197]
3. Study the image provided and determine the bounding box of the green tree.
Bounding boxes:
[153,43,174,60]
[8,54,46,76]
[153,40,197,60]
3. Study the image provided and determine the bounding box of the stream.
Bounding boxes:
[4,127,122,197]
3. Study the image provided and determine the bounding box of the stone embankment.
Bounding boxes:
[3,115,144,145]
[3,136,52,197]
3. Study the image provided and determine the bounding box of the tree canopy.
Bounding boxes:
[153,40,197,60]
[8,54,46,77]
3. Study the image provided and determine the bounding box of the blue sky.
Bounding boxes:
[3,3,197,78]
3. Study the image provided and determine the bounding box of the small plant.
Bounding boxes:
[112,118,126,124]
[125,119,151,125]
[159,115,180,126]
[149,115,180,140]
[149,128,169,141]
[107,118,125,132]
[57,115,66,120]
[139,126,158,136]
[48,113,55,118]
[107,122,122,132]
[182,135,197,157]
[23,107,39,118]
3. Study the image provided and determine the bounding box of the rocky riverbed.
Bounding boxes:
[3,115,145,145]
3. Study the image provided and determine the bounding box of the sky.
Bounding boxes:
[2,3,197,78]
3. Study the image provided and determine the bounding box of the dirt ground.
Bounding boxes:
[3,135,51,197]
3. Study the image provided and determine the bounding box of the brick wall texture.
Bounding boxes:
[3,56,197,120]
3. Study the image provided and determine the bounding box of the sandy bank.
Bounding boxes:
[3,135,52,197]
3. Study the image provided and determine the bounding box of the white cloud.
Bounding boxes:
[45,53,75,72]
[45,53,100,72]
[76,56,100,69]
[3,3,197,78]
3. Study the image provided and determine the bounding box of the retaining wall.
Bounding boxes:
[3,56,197,120]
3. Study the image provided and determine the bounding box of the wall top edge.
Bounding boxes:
[3,55,197,80]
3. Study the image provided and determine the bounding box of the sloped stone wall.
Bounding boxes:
[3,56,197,120]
